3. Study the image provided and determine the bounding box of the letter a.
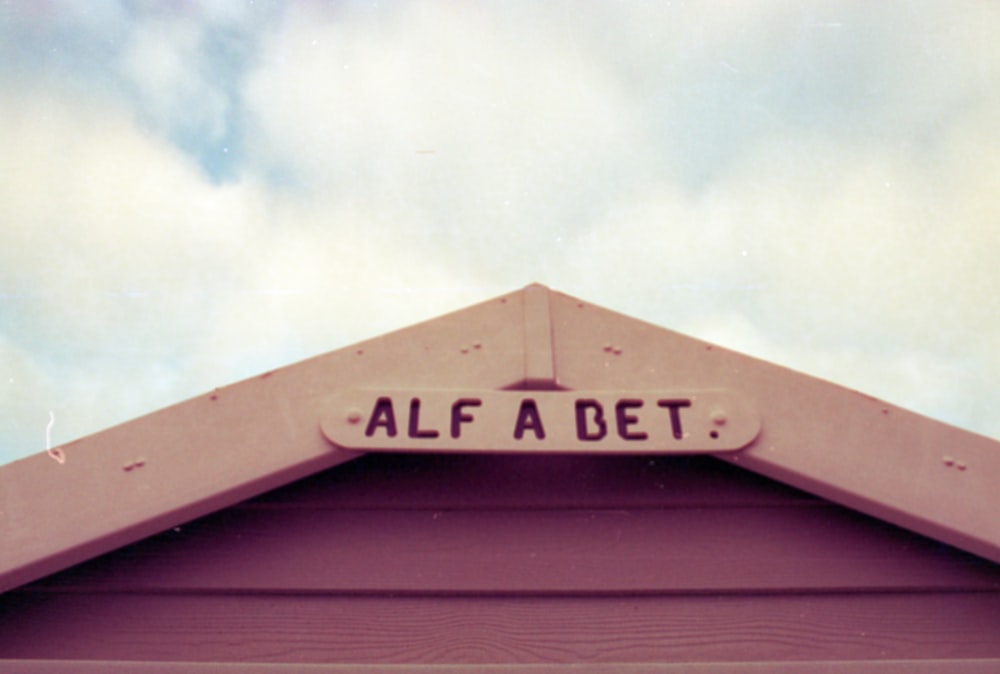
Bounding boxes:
[365,397,398,437]
[514,399,546,440]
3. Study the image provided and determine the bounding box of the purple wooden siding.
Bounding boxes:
[2,453,999,666]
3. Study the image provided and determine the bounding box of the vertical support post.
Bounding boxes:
[522,283,558,389]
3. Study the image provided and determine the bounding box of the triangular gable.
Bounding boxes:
[2,284,998,592]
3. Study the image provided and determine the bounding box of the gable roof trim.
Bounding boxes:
[2,284,998,593]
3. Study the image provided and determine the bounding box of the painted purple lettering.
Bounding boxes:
[615,399,648,440]
[408,398,440,439]
[365,397,397,437]
[657,399,691,439]
[575,399,607,441]
[513,399,546,440]
[451,398,482,439]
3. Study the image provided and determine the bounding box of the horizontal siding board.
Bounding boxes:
[27,506,1000,594]
[1,592,999,664]
[5,660,1000,673]
[244,454,820,510]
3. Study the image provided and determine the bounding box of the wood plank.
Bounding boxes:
[4,659,1000,673]
[27,506,1000,594]
[1,592,999,663]
[0,289,529,593]
[548,290,1000,563]
[244,453,820,510]
[520,282,557,388]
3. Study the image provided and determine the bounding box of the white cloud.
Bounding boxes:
[2,1,1000,463]
[119,14,230,144]
[183,196,488,385]
[0,80,482,459]
[0,86,260,455]
[558,114,1000,434]
[0,88,250,336]
[241,2,645,275]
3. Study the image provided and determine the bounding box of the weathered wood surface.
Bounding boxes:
[547,291,1000,563]
[5,284,1000,599]
[2,592,1000,664]
[28,501,1000,594]
[244,453,818,509]
[4,660,1000,673]
[0,290,528,592]
[23,455,1000,595]
[4,453,1000,665]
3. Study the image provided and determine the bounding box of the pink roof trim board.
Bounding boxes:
[2,284,998,592]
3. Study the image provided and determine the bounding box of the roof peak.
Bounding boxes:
[2,285,998,591]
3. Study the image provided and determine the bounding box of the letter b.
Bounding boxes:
[576,399,607,441]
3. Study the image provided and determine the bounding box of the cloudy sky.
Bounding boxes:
[1,1,998,464]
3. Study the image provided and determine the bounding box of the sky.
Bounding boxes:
[1,1,998,464]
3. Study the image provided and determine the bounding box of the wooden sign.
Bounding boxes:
[321,389,760,454]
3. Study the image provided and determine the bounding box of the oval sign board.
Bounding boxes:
[321,389,759,454]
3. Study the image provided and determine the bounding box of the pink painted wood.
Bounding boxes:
[2,284,998,598]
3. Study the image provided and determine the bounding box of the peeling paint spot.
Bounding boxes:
[942,456,968,471]
[123,457,146,472]
[45,411,65,464]
[260,371,274,379]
